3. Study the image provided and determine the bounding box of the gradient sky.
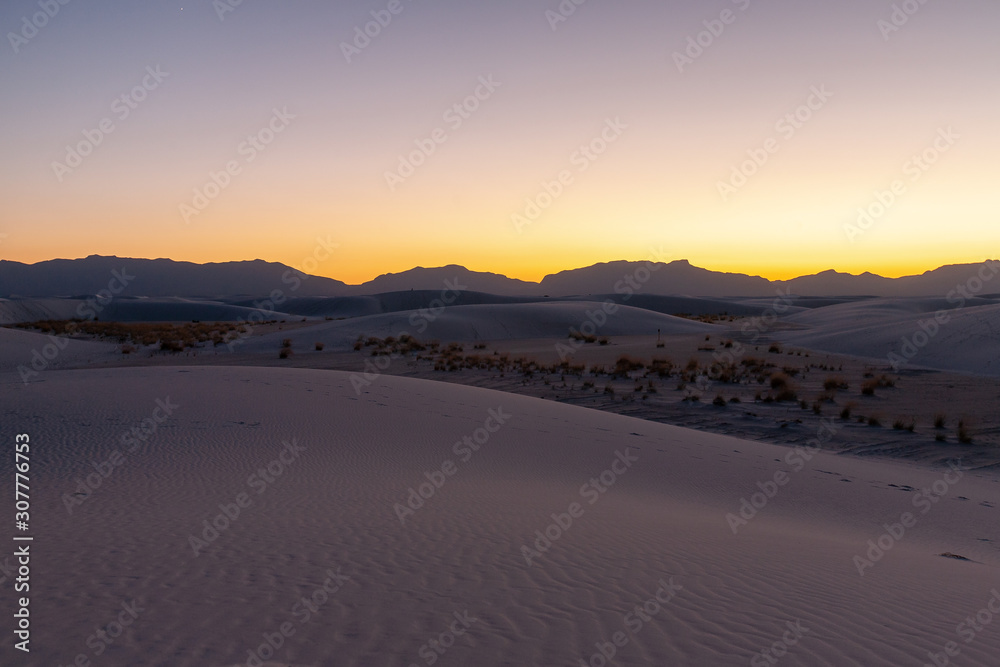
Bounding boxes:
[2,0,997,284]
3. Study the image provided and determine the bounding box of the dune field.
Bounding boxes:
[1,292,998,666]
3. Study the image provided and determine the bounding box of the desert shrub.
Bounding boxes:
[315,342,325,351]
[729,396,741,404]
[957,420,972,444]
[281,338,292,348]
[649,358,674,378]
[160,340,183,353]
[867,416,881,427]
[861,379,878,396]
[598,337,609,345]
[279,348,292,359]
[713,395,726,406]
[876,374,896,387]
[614,356,645,376]
[775,389,798,402]
[770,373,792,391]
[934,414,946,429]
[768,343,782,353]
[824,376,849,391]
[840,402,856,420]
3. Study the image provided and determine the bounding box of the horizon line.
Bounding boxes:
[5,254,1000,286]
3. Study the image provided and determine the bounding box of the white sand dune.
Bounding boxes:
[777,299,1000,376]
[2,366,997,666]
[0,296,294,325]
[235,301,721,353]
[0,326,119,375]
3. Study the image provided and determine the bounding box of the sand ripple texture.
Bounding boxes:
[0,366,997,666]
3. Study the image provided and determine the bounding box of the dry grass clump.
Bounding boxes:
[862,374,897,395]
[648,358,674,378]
[774,389,798,402]
[823,376,849,391]
[613,355,646,377]
[957,420,973,444]
[769,373,797,401]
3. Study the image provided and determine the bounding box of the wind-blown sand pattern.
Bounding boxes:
[2,365,997,666]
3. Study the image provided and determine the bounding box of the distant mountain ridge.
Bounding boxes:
[1,255,997,298]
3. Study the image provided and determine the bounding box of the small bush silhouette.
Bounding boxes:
[957,420,972,444]
[824,376,849,391]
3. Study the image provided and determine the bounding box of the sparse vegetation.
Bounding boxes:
[12,318,251,352]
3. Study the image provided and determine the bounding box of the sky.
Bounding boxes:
[1,0,997,284]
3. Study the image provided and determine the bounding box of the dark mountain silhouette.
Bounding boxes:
[1,255,996,299]
[0,255,349,298]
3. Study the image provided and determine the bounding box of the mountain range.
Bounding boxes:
[1,255,997,299]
